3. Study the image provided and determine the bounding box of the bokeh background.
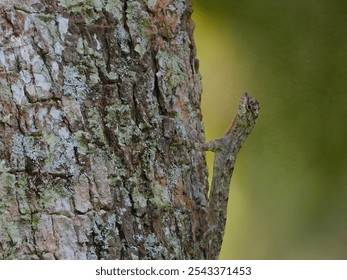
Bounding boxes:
[191,0,347,259]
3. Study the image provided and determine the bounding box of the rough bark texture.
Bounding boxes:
[0,0,210,259]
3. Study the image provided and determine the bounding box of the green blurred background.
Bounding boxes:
[191,0,347,259]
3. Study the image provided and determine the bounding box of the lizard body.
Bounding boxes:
[197,92,260,258]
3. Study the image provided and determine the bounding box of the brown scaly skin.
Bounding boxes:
[197,92,260,259]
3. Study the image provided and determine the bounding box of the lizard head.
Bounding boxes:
[237,92,260,128]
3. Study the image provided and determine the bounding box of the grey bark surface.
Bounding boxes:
[0,0,259,260]
[0,0,209,260]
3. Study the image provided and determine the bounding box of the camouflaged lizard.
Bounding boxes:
[196,92,260,258]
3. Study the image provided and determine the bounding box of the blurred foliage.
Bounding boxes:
[191,0,347,259]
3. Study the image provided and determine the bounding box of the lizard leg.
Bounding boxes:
[194,137,224,152]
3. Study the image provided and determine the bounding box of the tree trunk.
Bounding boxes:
[0,0,212,259]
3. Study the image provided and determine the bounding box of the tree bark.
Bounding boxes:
[0,0,212,259]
